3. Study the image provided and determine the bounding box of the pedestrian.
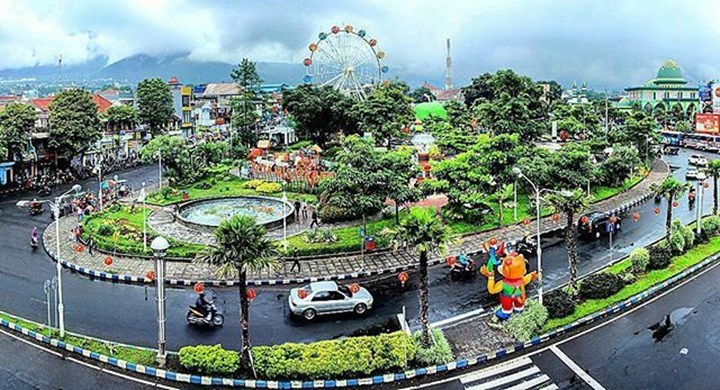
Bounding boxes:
[87,234,94,255]
[290,248,301,273]
[310,209,320,228]
[301,203,308,219]
[77,207,84,222]
[73,226,81,243]
[294,200,301,219]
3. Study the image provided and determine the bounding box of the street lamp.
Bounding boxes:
[697,173,707,235]
[151,236,170,366]
[154,151,163,190]
[17,184,82,338]
[282,185,288,252]
[140,182,147,252]
[94,157,103,212]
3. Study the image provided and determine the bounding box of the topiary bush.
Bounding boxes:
[503,300,548,342]
[413,328,454,366]
[648,245,671,270]
[252,331,415,379]
[543,289,576,319]
[579,272,625,300]
[178,344,240,376]
[629,247,650,274]
[679,221,695,250]
[702,216,720,236]
[256,182,282,193]
[241,179,265,189]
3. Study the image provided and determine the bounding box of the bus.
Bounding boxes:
[660,130,720,151]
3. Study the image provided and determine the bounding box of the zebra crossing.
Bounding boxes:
[459,356,558,390]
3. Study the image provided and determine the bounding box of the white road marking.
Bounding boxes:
[505,374,551,390]
[538,384,559,390]
[550,345,605,390]
[459,357,533,384]
[465,366,540,390]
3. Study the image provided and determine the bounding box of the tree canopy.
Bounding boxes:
[282,85,358,146]
[136,78,174,135]
[355,81,414,146]
[48,88,102,159]
[0,102,36,161]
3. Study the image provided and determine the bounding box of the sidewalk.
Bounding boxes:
[43,159,668,286]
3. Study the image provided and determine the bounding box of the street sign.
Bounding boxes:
[606,221,616,234]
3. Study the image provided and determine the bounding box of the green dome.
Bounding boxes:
[617,97,632,107]
[656,59,684,80]
[414,102,447,120]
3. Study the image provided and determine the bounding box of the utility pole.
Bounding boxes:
[604,87,609,137]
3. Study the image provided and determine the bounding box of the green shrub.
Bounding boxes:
[413,328,454,365]
[252,332,415,379]
[629,247,650,274]
[668,229,686,255]
[194,182,212,190]
[304,228,337,244]
[242,179,265,189]
[318,204,359,223]
[288,140,313,151]
[702,216,720,236]
[97,223,115,237]
[159,187,174,199]
[178,344,240,376]
[543,289,575,319]
[579,273,625,299]
[648,245,671,270]
[680,222,695,250]
[256,182,282,193]
[503,300,548,342]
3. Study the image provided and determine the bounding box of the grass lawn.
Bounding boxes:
[543,234,720,331]
[82,205,205,258]
[0,311,156,366]
[147,176,318,206]
[589,174,643,203]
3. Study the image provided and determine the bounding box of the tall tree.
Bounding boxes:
[652,177,690,240]
[282,85,357,145]
[611,110,658,164]
[136,78,174,135]
[545,189,589,294]
[230,58,263,90]
[196,215,278,362]
[410,86,435,103]
[0,102,37,161]
[103,104,138,132]
[230,58,264,145]
[355,81,414,147]
[382,147,421,223]
[708,159,720,215]
[382,207,452,347]
[48,88,102,160]
[140,135,193,183]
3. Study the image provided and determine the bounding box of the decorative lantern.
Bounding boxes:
[298,289,308,300]
[146,270,155,281]
[104,256,113,266]
[193,282,205,294]
[75,244,85,253]
[551,213,560,223]
[654,207,661,215]
[632,212,640,222]
[246,289,257,302]
[446,256,457,267]
[489,237,498,246]
[398,271,409,287]
[580,215,589,224]
[672,201,679,208]
[349,283,360,294]
[523,217,531,226]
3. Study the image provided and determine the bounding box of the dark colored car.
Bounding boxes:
[578,212,622,239]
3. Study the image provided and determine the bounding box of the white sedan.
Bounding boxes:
[288,281,373,320]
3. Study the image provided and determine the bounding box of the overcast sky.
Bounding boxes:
[2,0,720,89]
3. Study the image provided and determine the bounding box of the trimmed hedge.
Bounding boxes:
[629,247,650,274]
[503,300,548,342]
[648,245,671,270]
[179,344,239,376]
[544,289,575,319]
[579,272,625,299]
[252,331,415,379]
[413,328,454,365]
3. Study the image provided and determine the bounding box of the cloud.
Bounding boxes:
[0,0,719,89]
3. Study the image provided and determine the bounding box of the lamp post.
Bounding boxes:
[113,174,119,200]
[155,151,163,190]
[151,236,170,366]
[95,157,103,212]
[18,184,82,338]
[697,174,706,235]
[140,182,147,252]
[282,186,288,252]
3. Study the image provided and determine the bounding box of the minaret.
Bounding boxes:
[444,38,454,90]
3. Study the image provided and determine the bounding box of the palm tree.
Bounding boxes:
[652,177,690,239]
[707,160,720,215]
[382,207,452,348]
[545,189,589,295]
[196,215,278,362]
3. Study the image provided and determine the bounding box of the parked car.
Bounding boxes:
[288,281,373,320]
[578,212,622,239]
[663,146,679,155]
[688,154,708,167]
[686,167,705,180]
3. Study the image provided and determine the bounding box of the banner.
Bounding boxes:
[713,85,720,113]
[696,113,720,134]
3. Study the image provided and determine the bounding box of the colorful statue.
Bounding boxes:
[480,250,538,320]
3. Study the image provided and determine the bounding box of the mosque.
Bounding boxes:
[617,59,700,114]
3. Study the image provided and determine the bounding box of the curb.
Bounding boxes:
[44,189,659,287]
[7,247,719,388]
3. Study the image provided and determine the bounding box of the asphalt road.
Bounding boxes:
[0,149,715,353]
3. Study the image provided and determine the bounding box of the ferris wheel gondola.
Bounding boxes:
[302,24,389,100]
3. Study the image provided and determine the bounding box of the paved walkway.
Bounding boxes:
[44,159,668,285]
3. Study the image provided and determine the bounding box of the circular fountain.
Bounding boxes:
[177,196,294,233]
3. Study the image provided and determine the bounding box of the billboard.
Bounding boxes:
[696,113,720,134]
[713,85,720,113]
[700,82,712,102]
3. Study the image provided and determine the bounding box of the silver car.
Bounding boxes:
[288,281,373,320]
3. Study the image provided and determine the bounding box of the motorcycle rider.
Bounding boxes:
[456,253,471,271]
[195,292,214,321]
[30,227,39,247]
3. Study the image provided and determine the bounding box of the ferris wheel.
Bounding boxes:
[302,24,389,100]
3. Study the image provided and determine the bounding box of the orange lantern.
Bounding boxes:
[654,207,661,215]
[580,215,589,224]
[246,289,257,302]
[551,213,560,223]
[298,289,308,299]
[489,237,498,246]
[75,244,85,253]
[523,217,531,226]
[146,270,155,281]
[104,256,113,266]
[672,201,679,208]
[193,282,205,294]
[349,283,360,294]
[446,256,457,267]
[398,271,409,287]
[632,212,640,222]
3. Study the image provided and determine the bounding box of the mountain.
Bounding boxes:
[0,56,108,81]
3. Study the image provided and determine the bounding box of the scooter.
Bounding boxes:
[38,186,51,197]
[186,301,224,327]
[450,254,476,277]
[513,236,537,257]
[30,237,38,251]
[29,203,44,216]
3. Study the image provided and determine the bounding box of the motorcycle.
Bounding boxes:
[186,300,224,327]
[449,254,476,277]
[512,236,537,257]
[38,186,51,197]
[29,202,44,216]
[30,237,38,250]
